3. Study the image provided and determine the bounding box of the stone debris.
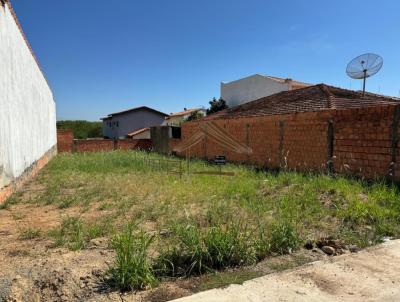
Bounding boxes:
[314,237,360,256]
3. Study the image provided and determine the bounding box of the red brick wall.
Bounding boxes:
[177,104,400,181]
[116,139,152,151]
[333,106,394,179]
[57,129,74,153]
[73,139,152,153]
[74,139,114,152]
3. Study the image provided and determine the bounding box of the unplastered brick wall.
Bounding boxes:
[57,129,74,153]
[74,139,153,152]
[116,139,152,151]
[74,139,114,152]
[178,104,400,181]
[333,106,395,179]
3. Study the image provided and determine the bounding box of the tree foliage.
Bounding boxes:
[57,120,102,139]
[185,111,205,121]
[206,98,228,115]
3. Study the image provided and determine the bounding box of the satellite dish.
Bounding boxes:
[346,53,383,97]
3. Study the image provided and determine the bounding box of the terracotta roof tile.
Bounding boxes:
[202,84,399,120]
[166,108,204,118]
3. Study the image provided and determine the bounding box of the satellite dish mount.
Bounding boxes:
[346,53,383,97]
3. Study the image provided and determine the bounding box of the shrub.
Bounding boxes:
[269,222,300,255]
[108,225,157,291]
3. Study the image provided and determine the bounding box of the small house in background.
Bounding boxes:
[101,106,168,139]
[221,74,311,108]
[163,108,206,127]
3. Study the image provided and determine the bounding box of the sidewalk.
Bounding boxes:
[173,240,400,302]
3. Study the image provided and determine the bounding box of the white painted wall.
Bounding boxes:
[221,74,290,107]
[0,3,56,189]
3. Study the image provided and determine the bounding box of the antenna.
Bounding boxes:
[346,53,383,97]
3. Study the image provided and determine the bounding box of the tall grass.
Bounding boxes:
[49,216,112,250]
[108,225,157,291]
[6,150,400,290]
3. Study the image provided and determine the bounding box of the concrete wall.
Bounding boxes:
[151,126,172,154]
[221,74,290,107]
[0,2,57,191]
[102,109,166,139]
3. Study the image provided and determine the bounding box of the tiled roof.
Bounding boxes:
[202,84,400,120]
[127,127,149,137]
[166,108,205,118]
[101,106,169,120]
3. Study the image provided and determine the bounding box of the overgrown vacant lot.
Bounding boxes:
[1,151,400,301]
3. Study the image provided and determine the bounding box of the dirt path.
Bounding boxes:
[173,239,400,302]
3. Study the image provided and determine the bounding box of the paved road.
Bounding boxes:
[173,240,400,302]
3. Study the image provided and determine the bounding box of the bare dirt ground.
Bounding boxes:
[0,199,324,302]
[173,239,400,302]
[0,200,193,302]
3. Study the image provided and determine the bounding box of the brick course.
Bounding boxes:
[176,104,400,181]
[57,129,74,153]
[56,130,152,153]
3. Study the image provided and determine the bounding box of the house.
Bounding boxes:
[221,74,311,107]
[163,108,207,127]
[101,106,168,139]
[0,0,57,203]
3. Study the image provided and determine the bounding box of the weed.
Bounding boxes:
[19,228,41,240]
[155,222,258,278]
[269,222,301,255]
[108,225,157,291]
[49,216,112,250]
[6,151,400,287]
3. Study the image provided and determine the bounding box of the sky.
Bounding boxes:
[11,0,400,121]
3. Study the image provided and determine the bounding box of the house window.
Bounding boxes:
[116,121,119,127]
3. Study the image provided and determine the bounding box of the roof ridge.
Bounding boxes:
[317,84,335,109]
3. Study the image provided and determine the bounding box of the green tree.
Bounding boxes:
[206,98,228,115]
[57,120,102,139]
[185,111,205,121]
